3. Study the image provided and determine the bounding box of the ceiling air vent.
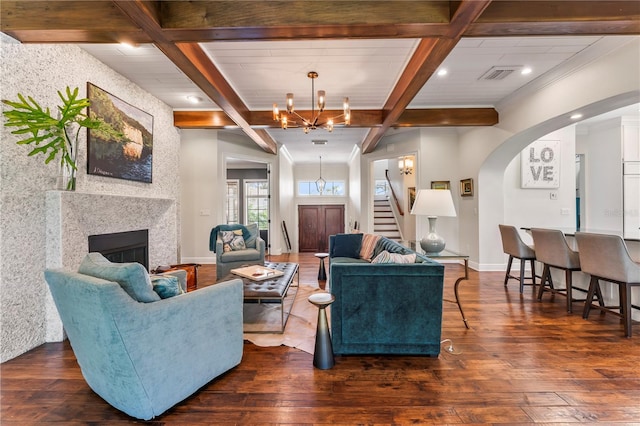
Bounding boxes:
[312,139,327,145]
[479,66,520,81]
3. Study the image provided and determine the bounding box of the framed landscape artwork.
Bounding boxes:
[431,180,450,190]
[408,187,416,210]
[87,83,153,183]
[460,178,474,197]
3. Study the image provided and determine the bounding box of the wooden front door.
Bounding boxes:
[298,204,345,252]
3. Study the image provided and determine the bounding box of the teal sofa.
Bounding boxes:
[328,234,445,356]
[44,253,244,420]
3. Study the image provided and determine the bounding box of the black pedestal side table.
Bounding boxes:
[308,292,335,369]
[314,252,329,281]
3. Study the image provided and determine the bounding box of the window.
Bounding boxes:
[245,180,269,230]
[225,180,239,224]
[375,180,389,196]
[298,181,345,196]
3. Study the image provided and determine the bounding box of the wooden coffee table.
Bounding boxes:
[221,262,299,334]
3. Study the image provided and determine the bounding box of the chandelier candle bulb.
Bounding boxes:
[272,104,279,121]
[286,93,294,113]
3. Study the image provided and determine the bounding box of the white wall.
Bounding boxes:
[504,127,577,230]
[1,37,181,362]
[278,147,295,253]
[347,146,362,231]
[576,118,624,232]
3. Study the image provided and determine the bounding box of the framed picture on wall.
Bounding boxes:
[431,180,450,190]
[87,83,154,183]
[520,139,560,188]
[408,187,416,210]
[460,178,474,197]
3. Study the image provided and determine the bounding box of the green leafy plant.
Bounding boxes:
[2,86,114,190]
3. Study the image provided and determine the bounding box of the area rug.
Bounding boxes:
[243,283,327,355]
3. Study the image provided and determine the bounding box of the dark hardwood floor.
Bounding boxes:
[2,253,639,424]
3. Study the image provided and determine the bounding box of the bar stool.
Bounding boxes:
[575,232,640,338]
[499,224,537,293]
[531,228,585,313]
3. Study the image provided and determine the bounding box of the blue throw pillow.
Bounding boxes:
[79,253,160,303]
[151,275,184,299]
[331,233,363,258]
[244,223,259,248]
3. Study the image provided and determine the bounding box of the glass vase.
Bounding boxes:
[56,138,77,191]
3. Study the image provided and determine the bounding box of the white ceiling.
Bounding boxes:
[79,36,637,164]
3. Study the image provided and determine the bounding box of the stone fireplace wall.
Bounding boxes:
[1,36,181,362]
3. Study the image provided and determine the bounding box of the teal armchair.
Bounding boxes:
[44,254,244,420]
[211,223,265,280]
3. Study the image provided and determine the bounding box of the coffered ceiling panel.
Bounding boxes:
[200,39,420,110]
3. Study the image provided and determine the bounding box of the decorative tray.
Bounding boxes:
[230,265,284,281]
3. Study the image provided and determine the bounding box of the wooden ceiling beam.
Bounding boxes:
[361,0,493,154]
[4,1,637,44]
[158,1,450,28]
[173,108,498,129]
[467,0,640,36]
[112,0,277,154]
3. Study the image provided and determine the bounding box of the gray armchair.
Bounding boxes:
[211,223,265,280]
[44,253,244,420]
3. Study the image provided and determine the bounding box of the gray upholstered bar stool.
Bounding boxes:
[499,224,537,293]
[531,228,584,313]
[575,232,640,338]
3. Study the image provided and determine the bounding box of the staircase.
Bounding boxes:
[373,197,401,241]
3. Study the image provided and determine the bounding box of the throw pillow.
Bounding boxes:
[244,223,259,248]
[221,230,246,252]
[78,252,160,303]
[151,275,184,299]
[360,233,381,260]
[389,252,416,264]
[371,250,416,264]
[331,233,363,258]
[371,250,391,264]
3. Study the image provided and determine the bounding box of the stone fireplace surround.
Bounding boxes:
[45,191,177,341]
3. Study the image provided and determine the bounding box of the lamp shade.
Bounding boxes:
[410,189,457,217]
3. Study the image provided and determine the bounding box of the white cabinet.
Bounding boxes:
[622,122,640,161]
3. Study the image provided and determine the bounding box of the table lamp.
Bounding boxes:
[410,189,457,254]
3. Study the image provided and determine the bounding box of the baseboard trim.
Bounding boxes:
[180,256,215,265]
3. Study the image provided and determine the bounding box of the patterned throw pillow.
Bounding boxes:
[360,233,381,261]
[151,275,185,299]
[371,250,416,264]
[221,230,246,252]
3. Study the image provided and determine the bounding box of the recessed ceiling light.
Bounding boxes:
[437,69,448,77]
[186,95,203,104]
[570,113,583,120]
[521,67,532,75]
[119,42,138,49]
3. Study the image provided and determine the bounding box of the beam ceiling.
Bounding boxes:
[2,0,638,155]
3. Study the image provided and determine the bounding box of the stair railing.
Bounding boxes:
[384,169,404,216]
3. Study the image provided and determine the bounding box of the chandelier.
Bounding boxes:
[316,155,326,194]
[273,71,350,133]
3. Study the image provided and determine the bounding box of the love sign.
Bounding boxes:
[521,140,560,188]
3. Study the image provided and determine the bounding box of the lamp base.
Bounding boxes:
[420,216,446,254]
[420,234,445,254]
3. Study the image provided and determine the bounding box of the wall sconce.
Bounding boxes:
[398,156,414,175]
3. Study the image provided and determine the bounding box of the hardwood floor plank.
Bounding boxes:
[1,253,639,424]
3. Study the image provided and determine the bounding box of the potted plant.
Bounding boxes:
[2,86,116,190]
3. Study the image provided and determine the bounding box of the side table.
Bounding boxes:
[308,292,335,369]
[314,253,329,281]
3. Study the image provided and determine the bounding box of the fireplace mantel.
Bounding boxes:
[45,190,178,340]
